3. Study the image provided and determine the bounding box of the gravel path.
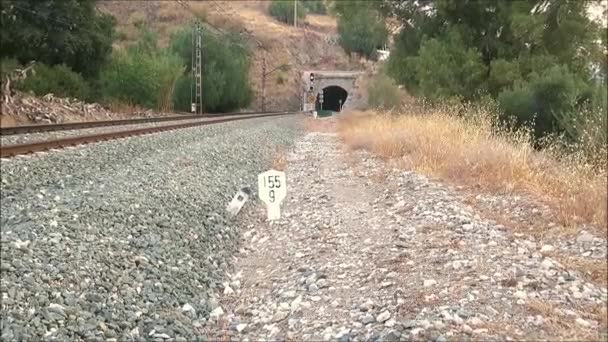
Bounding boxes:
[0,114,276,146]
[204,132,607,341]
[0,115,302,341]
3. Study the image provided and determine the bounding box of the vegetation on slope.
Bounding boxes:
[383,0,607,143]
[269,0,306,25]
[330,1,388,59]
[1,0,253,113]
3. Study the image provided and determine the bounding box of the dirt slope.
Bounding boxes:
[98,0,363,111]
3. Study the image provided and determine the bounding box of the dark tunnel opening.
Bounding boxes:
[316,86,348,112]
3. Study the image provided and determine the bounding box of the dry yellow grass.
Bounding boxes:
[272,148,288,171]
[338,107,607,234]
[526,299,607,341]
[304,116,337,133]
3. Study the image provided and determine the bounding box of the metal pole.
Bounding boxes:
[293,0,296,27]
[190,24,195,113]
[194,22,203,114]
[262,55,267,112]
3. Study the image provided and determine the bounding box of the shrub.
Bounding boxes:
[367,74,402,110]
[100,49,184,111]
[269,0,306,25]
[301,0,326,14]
[497,65,591,140]
[276,72,287,85]
[1,0,115,78]
[337,10,388,59]
[170,25,252,113]
[17,63,91,100]
[411,31,487,101]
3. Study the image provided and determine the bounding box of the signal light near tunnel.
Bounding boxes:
[310,73,315,82]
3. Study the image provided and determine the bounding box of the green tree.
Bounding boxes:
[169,24,252,113]
[18,63,91,100]
[411,30,487,100]
[301,0,326,14]
[0,0,116,78]
[100,25,184,111]
[269,0,306,25]
[337,9,388,58]
[384,0,606,140]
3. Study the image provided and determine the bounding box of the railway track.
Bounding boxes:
[0,111,290,135]
[0,111,297,158]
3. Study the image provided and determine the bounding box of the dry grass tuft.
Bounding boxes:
[304,116,337,133]
[338,106,607,234]
[527,299,607,341]
[107,101,145,115]
[272,148,288,171]
[555,255,608,286]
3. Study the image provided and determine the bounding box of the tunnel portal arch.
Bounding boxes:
[317,86,348,112]
[301,71,364,112]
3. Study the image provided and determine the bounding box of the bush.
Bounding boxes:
[497,65,596,140]
[1,0,115,78]
[301,0,326,14]
[337,10,388,59]
[16,63,91,100]
[367,74,402,110]
[276,72,287,85]
[99,23,185,111]
[170,25,252,113]
[269,0,306,25]
[100,48,184,111]
[411,31,487,101]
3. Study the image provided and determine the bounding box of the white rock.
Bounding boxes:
[381,281,392,288]
[576,232,594,243]
[423,279,437,287]
[209,307,224,319]
[236,323,247,333]
[230,280,241,290]
[281,290,297,299]
[468,317,483,326]
[291,295,302,311]
[513,291,527,300]
[182,303,195,315]
[540,245,555,253]
[452,261,462,270]
[410,328,423,336]
[540,259,553,269]
[385,318,396,327]
[575,318,591,328]
[223,285,234,295]
[272,310,289,322]
[376,310,391,323]
[278,302,290,311]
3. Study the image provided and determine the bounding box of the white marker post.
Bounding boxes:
[258,169,287,220]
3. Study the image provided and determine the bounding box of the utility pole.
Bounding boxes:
[293,0,297,28]
[191,21,203,114]
[261,54,267,112]
[260,57,291,112]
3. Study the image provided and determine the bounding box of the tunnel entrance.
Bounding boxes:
[316,86,348,112]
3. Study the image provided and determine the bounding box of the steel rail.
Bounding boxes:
[0,111,292,136]
[1,112,297,158]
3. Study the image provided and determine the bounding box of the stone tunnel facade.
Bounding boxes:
[300,71,365,112]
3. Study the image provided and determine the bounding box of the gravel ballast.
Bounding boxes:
[0,115,302,341]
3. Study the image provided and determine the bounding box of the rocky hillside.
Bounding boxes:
[97,0,364,111]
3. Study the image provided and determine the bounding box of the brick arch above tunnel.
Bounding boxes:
[301,71,365,112]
